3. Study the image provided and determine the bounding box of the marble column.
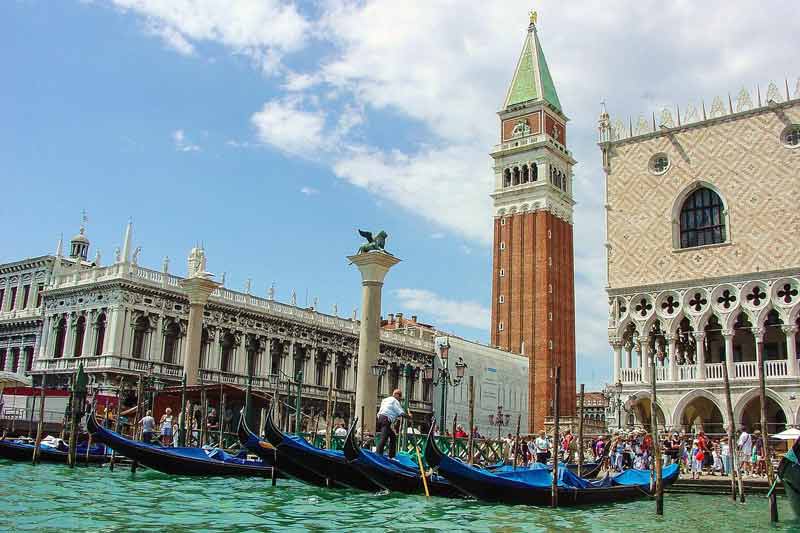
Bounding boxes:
[611,339,622,383]
[783,325,798,377]
[63,314,76,358]
[753,327,765,377]
[667,335,678,381]
[39,316,51,358]
[722,329,736,380]
[180,276,219,386]
[694,331,706,380]
[81,314,93,357]
[639,337,650,384]
[348,251,401,434]
[624,341,633,369]
[151,315,164,362]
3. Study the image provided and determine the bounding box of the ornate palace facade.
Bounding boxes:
[1,222,435,424]
[599,80,800,434]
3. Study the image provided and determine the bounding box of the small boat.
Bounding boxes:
[0,437,110,464]
[342,420,461,497]
[87,411,270,477]
[261,408,381,491]
[493,461,603,479]
[424,426,679,506]
[778,440,800,516]
[237,415,327,486]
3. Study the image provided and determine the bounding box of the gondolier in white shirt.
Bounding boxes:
[375,389,412,458]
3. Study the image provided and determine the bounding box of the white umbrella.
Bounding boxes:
[772,428,800,440]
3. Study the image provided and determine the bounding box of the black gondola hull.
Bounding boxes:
[0,439,109,464]
[87,413,270,477]
[778,441,800,516]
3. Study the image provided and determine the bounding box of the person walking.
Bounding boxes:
[720,436,732,476]
[375,389,411,458]
[737,427,753,476]
[139,410,156,444]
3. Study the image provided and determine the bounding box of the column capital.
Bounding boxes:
[181,277,220,305]
[610,338,623,349]
[347,252,402,284]
[722,329,735,339]
[693,331,706,341]
[782,325,799,336]
[752,327,765,342]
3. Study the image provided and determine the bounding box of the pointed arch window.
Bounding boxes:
[220,332,235,373]
[679,187,726,248]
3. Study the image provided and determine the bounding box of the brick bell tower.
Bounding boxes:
[489,12,577,432]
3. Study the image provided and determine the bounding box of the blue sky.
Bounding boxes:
[1,1,797,390]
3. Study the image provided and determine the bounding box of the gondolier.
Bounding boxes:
[375,389,412,459]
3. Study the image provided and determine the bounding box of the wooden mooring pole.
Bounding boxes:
[467,376,475,465]
[551,366,560,508]
[756,334,778,522]
[578,384,585,475]
[451,413,458,457]
[513,414,521,470]
[200,384,208,447]
[650,356,663,515]
[721,349,743,502]
[325,372,334,449]
[109,379,123,472]
[31,384,46,465]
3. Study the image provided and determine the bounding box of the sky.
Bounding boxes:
[1,0,797,390]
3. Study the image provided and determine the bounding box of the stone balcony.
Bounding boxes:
[619,359,792,386]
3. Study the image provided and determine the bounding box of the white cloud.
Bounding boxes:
[172,129,200,152]
[108,0,309,71]
[300,186,319,195]
[394,288,490,331]
[250,97,326,155]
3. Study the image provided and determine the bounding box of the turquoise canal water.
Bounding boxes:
[0,460,796,532]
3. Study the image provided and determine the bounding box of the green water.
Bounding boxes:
[0,461,796,532]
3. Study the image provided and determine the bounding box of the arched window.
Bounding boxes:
[200,328,210,369]
[163,321,180,364]
[94,313,106,356]
[521,165,529,183]
[53,317,67,358]
[503,169,511,187]
[679,187,726,248]
[73,316,86,357]
[131,315,150,359]
[531,163,538,181]
[512,167,520,186]
[220,332,235,373]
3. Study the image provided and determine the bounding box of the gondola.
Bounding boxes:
[342,419,461,497]
[0,437,111,464]
[237,414,327,486]
[778,439,800,516]
[493,460,603,479]
[87,410,271,477]
[424,426,680,506]
[262,408,381,491]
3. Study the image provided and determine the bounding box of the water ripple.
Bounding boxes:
[0,460,796,532]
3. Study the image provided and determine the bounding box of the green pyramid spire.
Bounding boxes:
[503,23,562,113]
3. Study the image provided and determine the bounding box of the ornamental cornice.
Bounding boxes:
[607,268,800,297]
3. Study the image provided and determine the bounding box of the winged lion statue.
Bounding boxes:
[357,229,390,254]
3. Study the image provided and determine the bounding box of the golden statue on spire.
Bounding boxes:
[529,10,537,25]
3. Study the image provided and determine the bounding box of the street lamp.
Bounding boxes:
[602,381,631,430]
[427,338,467,431]
[488,405,511,440]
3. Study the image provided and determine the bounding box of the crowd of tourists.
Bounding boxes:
[502,426,775,478]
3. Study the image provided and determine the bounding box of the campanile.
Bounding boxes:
[489,13,577,432]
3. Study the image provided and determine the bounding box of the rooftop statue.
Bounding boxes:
[357,229,391,254]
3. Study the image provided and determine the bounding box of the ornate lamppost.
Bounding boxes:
[489,405,511,440]
[425,338,467,431]
[602,381,632,430]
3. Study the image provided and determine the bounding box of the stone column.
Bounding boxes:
[722,329,736,380]
[81,314,93,357]
[39,316,51,358]
[611,339,622,383]
[639,337,650,384]
[624,341,633,369]
[181,277,219,386]
[667,335,678,381]
[753,327,765,377]
[151,315,164,362]
[14,279,25,310]
[63,314,75,358]
[783,325,799,377]
[348,251,401,434]
[694,331,706,380]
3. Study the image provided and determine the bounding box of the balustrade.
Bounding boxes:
[735,361,757,379]
[679,365,697,381]
[705,363,724,380]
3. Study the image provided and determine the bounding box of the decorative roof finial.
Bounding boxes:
[529,10,537,26]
